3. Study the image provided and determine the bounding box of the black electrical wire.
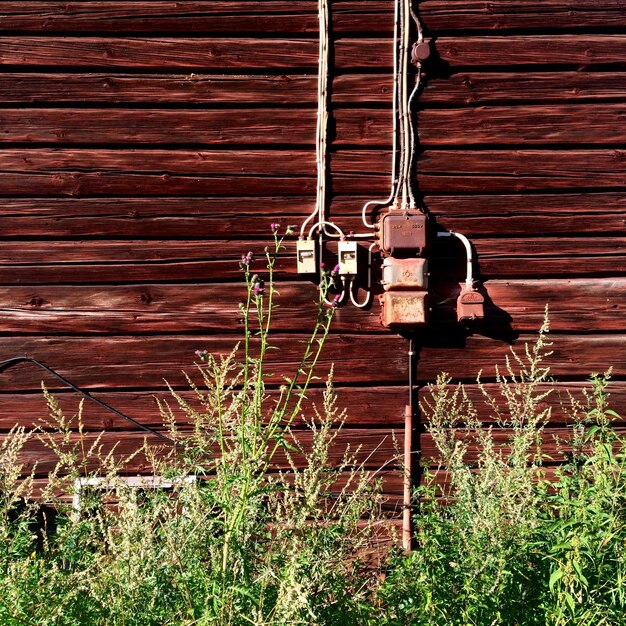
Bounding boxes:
[0,357,387,506]
[0,356,178,446]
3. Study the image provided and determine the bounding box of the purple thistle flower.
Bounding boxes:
[253,282,264,296]
[320,262,326,270]
[331,293,341,308]
[239,251,254,269]
[270,222,279,233]
[331,263,341,275]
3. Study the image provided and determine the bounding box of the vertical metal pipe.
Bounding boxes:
[403,337,415,551]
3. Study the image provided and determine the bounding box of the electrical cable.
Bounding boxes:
[348,243,376,308]
[437,231,474,288]
[0,358,384,507]
[399,0,411,209]
[324,276,348,307]
[394,0,403,209]
[300,0,330,239]
[360,0,402,228]
[301,0,375,244]
[308,220,345,240]
[406,66,422,209]
[407,3,425,210]
[0,356,178,446]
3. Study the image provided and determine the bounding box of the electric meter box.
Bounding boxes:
[378,210,429,257]
[379,291,428,328]
[381,257,428,291]
[296,240,317,274]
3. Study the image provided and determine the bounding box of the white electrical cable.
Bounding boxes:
[399,0,411,209]
[300,0,330,239]
[324,277,348,308]
[361,0,402,228]
[308,220,345,240]
[437,231,474,288]
[318,0,331,238]
[348,243,376,308]
[406,66,422,209]
[407,2,425,210]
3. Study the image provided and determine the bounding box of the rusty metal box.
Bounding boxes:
[378,210,428,257]
[379,292,428,327]
[381,257,428,291]
[457,288,485,322]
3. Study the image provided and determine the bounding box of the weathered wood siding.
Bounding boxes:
[0,2,624,503]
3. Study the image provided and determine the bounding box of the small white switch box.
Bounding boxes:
[296,239,317,274]
[338,241,358,276]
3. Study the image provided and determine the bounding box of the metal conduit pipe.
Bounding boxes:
[403,337,415,551]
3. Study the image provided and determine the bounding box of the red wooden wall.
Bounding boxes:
[0,2,624,504]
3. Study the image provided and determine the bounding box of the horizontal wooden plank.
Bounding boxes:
[0,2,392,34]
[414,149,626,193]
[0,36,623,73]
[0,148,315,175]
[0,108,390,147]
[419,104,626,146]
[0,386,408,431]
[0,73,392,104]
[443,236,626,278]
[0,197,319,238]
[433,278,626,332]
[420,1,626,32]
[0,281,380,334]
[0,37,390,70]
[0,108,318,145]
[0,334,408,390]
[2,3,625,39]
[436,35,626,68]
[0,195,623,239]
[422,72,626,106]
[0,237,623,285]
[3,104,625,148]
[8,428,401,476]
[5,1,626,36]
[0,148,624,196]
[0,334,622,392]
[0,148,321,196]
[426,193,626,235]
[416,334,626,383]
[0,278,623,334]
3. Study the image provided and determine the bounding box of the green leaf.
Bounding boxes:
[572,559,588,587]
[549,568,564,592]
